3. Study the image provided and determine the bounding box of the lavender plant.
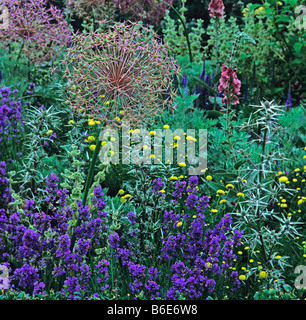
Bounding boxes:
[111,173,244,299]
[0,87,24,166]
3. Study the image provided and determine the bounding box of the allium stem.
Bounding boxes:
[82,131,102,206]
[14,42,24,71]
[70,130,101,251]
[171,6,193,63]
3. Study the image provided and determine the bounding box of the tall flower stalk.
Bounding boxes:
[62,21,180,248]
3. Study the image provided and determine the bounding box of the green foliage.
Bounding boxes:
[163,0,205,62]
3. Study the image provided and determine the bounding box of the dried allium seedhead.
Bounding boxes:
[113,0,173,26]
[67,0,115,21]
[0,0,71,64]
[62,21,180,128]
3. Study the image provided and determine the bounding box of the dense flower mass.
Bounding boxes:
[62,20,180,128]
[0,0,304,302]
[0,0,71,63]
[218,64,241,105]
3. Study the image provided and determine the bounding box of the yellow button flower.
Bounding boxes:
[68,120,74,125]
[176,221,183,227]
[216,190,225,195]
[170,176,178,181]
[89,145,96,151]
[88,136,95,142]
[163,125,170,129]
[259,271,268,279]
[238,275,246,281]
[118,189,125,195]
[237,192,245,197]
[206,175,212,181]
[226,184,234,189]
[46,130,53,135]
[179,163,186,167]
[150,130,156,136]
[186,136,195,141]
[279,176,288,183]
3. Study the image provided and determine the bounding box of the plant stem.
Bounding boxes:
[82,132,102,206]
[70,131,101,251]
[171,5,193,63]
[14,42,24,71]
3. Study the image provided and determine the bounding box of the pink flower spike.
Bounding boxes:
[208,0,225,19]
[218,64,241,105]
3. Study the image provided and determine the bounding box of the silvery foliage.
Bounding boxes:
[230,100,302,281]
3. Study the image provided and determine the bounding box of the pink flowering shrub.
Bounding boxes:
[66,0,114,21]
[208,0,225,19]
[218,64,241,105]
[113,0,173,26]
[0,0,71,64]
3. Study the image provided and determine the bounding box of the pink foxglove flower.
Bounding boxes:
[0,0,71,64]
[218,64,241,105]
[208,0,225,19]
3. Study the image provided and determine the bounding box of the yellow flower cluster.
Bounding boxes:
[120,194,132,203]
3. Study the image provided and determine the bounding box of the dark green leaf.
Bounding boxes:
[250,4,262,11]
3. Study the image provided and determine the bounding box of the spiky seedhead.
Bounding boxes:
[0,0,71,64]
[62,21,180,128]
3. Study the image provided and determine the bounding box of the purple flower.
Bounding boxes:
[127,211,136,225]
[172,180,187,199]
[197,195,210,214]
[91,185,107,218]
[152,178,163,194]
[285,85,292,111]
[185,193,198,209]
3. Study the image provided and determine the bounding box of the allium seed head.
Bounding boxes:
[0,0,71,64]
[62,21,180,128]
[67,0,115,21]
